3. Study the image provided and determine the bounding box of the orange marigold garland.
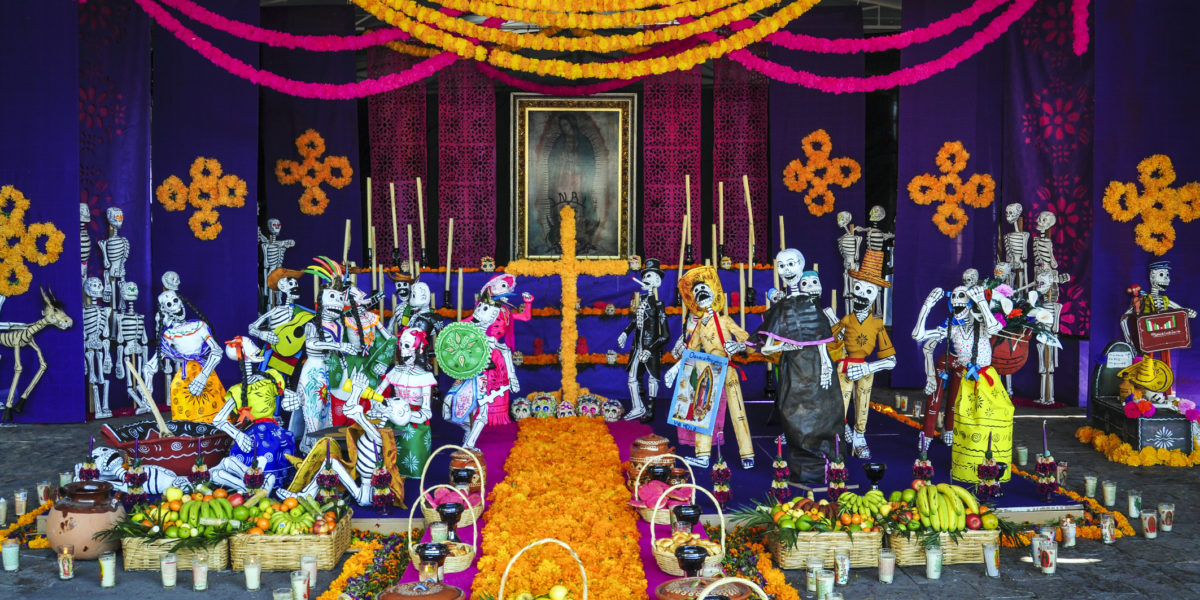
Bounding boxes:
[0,185,65,296]
[780,129,861,217]
[276,129,354,216]
[907,140,995,238]
[1102,154,1200,255]
[1075,425,1200,468]
[155,157,248,240]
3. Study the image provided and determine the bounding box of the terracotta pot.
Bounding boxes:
[990,330,1033,375]
[377,581,465,600]
[46,481,126,559]
[656,576,753,600]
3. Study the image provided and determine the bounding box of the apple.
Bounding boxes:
[228,493,244,507]
[163,487,184,503]
[258,498,272,510]
[965,514,983,530]
[888,490,902,503]
[901,488,917,504]
[312,520,328,535]
[981,513,999,530]
[911,479,928,491]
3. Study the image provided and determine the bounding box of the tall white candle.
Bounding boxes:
[406,223,415,276]
[738,264,746,329]
[341,219,352,266]
[389,181,399,249]
[300,554,318,594]
[743,175,755,265]
[366,176,373,239]
[161,552,177,588]
[456,268,464,321]
[416,176,427,250]
[684,174,692,246]
[99,550,116,586]
[779,214,786,251]
[718,181,725,246]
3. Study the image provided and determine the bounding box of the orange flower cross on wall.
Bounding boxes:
[781,129,861,217]
[0,185,66,297]
[155,157,249,241]
[275,129,354,216]
[907,140,996,238]
[1102,154,1200,256]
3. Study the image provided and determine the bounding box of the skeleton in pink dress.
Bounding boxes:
[443,296,518,450]
[479,274,532,425]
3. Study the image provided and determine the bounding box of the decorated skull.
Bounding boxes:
[719,256,732,270]
[512,351,524,366]
[106,206,125,229]
[962,268,980,288]
[510,396,532,421]
[949,286,970,310]
[1036,210,1057,232]
[850,279,881,311]
[120,281,139,303]
[627,254,642,272]
[80,202,90,223]
[267,218,282,236]
[604,303,616,316]
[601,398,624,422]
[606,349,619,365]
[480,256,496,272]
[1004,203,1023,224]
[157,290,184,321]
[993,262,1012,281]
[799,271,822,297]
[84,276,104,300]
[557,399,577,418]
[868,205,886,223]
[577,394,602,418]
[530,393,556,418]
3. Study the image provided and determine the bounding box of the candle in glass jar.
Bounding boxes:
[291,570,309,600]
[925,547,943,580]
[272,588,292,600]
[244,555,262,591]
[300,554,318,594]
[1100,513,1116,544]
[1061,516,1076,548]
[60,472,73,487]
[1015,445,1029,466]
[429,522,449,543]
[1141,512,1158,539]
[1083,475,1098,497]
[1039,540,1058,574]
[806,557,823,592]
[1102,480,1118,506]
[36,514,47,536]
[0,497,6,524]
[1159,503,1175,532]
[99,550,116,587]
[58,545,74,580]
[1127,490,1142,518]
[816,569,835,599]
[13,490,27,515]
[3,540,19,571]
[877,549,895,584]
[161,552,178,588]
[983,543,1000,578]
[192,554,208,591]
[1030,534,1045,564]
[833,551,850,586]
[36,481,51,503]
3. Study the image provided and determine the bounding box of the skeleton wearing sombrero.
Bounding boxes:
[1121,260,1196,398]
[665,266,755,469]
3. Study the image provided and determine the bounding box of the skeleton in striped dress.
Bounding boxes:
[83,277,114,418]
[114,282,150,414]
[259,219,295,310]
[1,289,74,422]
[98,207,130,309]
[80,203,91,280]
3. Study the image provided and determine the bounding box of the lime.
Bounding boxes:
[779,517,796,529]
[232,506,250,521]
[889,491,902,503]
[796,520,813,531]
[907,520,922,531]
[164,525,180,539]
[901,489,917,504]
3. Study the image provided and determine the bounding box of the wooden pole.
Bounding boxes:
[366,177,373,241]
[444,217,455,295]
[389,182,399,250]
[456,268,464,321]
[342,219,352,267]
[678,211,688,328]
[406,224,415,276]
[711,223,718,268]
[371,227,379,292]
[684,174,692,249]
[742,175,755,265]
[779,214,786,252]
[718,181,725,246]
[312,273,318,306]
[416,176,427,251]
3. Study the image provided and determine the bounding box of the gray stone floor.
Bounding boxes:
[2,397,1198,598]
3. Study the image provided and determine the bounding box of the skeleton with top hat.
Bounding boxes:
[617,258,669,422]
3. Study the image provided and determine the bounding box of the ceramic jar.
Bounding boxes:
[46,481,125,559]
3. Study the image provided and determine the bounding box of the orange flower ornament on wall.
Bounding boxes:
[781,129,861,217]
[155,157,248,241]
[907,140,996,238]
[275,129,354,216]
[0,185,65,296]
[1102,154,1200,255]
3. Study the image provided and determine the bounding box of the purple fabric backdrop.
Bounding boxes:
[367,47,427,264]
[79,0,152,415]
[149,0,259,388]
[1091,0,1200,400]
[0,1,85,423]
[438,62,497,270]
[261,6,362,300]
[891,0,1004,389]
[768,6,865,286]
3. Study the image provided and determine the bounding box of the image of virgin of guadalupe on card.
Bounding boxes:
[667,350,730,437]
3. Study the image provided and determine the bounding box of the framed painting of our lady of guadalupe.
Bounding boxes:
[510,94,636,260]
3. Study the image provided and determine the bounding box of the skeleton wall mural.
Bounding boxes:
[259,219,296,310]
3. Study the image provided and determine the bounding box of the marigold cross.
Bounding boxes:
[506,206,627,403]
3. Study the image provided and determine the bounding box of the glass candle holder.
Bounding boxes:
[0,497,7,524]
[983,542,1000,578]
[1083,475,1098,497]
[1100,513,1116,544]
[59,472,73,487]
[671,503,702,535]
[1030,534,1045,564]
[429,521,449,543]
[877,549,895,584]
[57,544,74,580]
[1102,480,1117,507]
[192,554,208,591]
[1127,490,1142,518]
[806,557,823,592]
[300,554,318,594]
[13,490,27,516]
[290,570,309,600]
[1015,446,1029,466]
[2,539,18,571]
[925,547,944,580]
[1039,540,1058,574]
[1159,503,1175,532]
[244,555,262,591]
[816,569,835,599]
[833,551,850,586]
[161,552,178,588]
[99,550,117,587]
[1061,517,1077,548]
[36,481,51,503]
[36,514,47,536]
[272,588,293,600]
[1141,512,1158,539]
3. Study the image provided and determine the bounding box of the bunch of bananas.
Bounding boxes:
[915,483,979,532]
[268,508,317,535]
[179,497,234,527]
[836,489,886,516]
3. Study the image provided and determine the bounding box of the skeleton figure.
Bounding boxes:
[83,277,114,418]
[618,258,668,423]
[835,211,862,314]
[1033,268,1066,405]
[1031,211,1058,272]
[114,282,150,415]
[293,265,359,451]
[80,203,91,280]
[142,298,222,421]
[577,394,601,418]
[385,276,414,334]
[343,284,390,351]
[98,207,130,308]
[442,298,518,449]
[154,272,186,396]
[210,337,298,485]
[0,289,74,422]
[1121,261,1197,397]
[75,447,189,495]
[1001,203,1029,289]
[601,397,624,422]
[962,268,980,288]
[249,269,304,346]
[510,395,532,421]
[259,219,296,310]
[556,399,577,418]
[861,206,895,314]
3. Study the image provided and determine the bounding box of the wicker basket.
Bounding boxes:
[631,454,695,525]
[418,444,486,527]
[229,509,353,571]
[695,577,768,600]
[767,530,884,570]
[498,539,588,600]
[407,484,477,574]
[651,484,726,577]
[121,537,229,571]
[889,529,1000,566]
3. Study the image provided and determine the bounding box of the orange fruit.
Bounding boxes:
[191,493,204,501]
[247,527,264,535]
[255,517,271,531]
[851,514,863,525]
[168,499,183,512]
[140,519,153,527]
[282,497,300,510]
[271,503,283,511]
[979,505,991,514]
[203,495,213,501]
[324,511,337,522]
[839,513,852,526]
[212,488,228,499]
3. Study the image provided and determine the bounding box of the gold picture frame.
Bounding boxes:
[511,94,636,260]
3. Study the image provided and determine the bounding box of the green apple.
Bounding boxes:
[258,498,272,510]
[901,489,917,504]
[889,490,902,503]
[232,506,250,521]
[163,487,184,503]
[164,525,180,539]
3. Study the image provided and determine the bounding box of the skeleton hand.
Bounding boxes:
[924,375,937,396]
[340,342,359,355]
[522,292,533,303]
[924,287,945,308]
[724,341,746,355]
[638,349,651,362]
[349,371,370,399]
[235,431,254,453]
[664,363,680,387]
[261,331,280,345]
[342,401,365,421]
[372,362,388,377]
[281,389,300,412]
[617,332,627,348]
[1188,309,1198,319]
[760,339,782,356]
[820,351,832,389]
[671,336,686,359]
[509,375,520,394]
[847,363,869,381]
[188,373,209,396]
[967,286,988,305]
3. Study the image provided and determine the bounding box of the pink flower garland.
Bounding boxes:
[1072,0,1091,56]
[765,0,1009,54]
[134,0,457,99]
[157,0,409,50]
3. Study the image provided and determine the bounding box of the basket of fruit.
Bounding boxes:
[97,486,240,570]
[497,538,587,600]
[407,484,477,574]
[228,494,352,571]
[732,493,882,570]
[418,445,486,528]
[883,482,1001,565]
[631,454,696,525]
[651,484,725,576]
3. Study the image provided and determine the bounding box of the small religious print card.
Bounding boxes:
[667,350,730,437]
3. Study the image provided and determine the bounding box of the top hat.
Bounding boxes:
[678,266,727,315]
[848,249,892,289]
[641,258,664,279]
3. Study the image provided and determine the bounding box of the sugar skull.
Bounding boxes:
[606,349,619,365]
[481,256,496,272]
[511,396,532,421]
[84,276,104,300]
[512,351,524,366]
[627,254,642,272]
[868,205,886,223]
[719,256,732,270]
[993,262,1012,281]
[577,394,601,418]
[604,303,616,316]
[557,400,577,418]
[601,398,624,422]
[531,393,556,418]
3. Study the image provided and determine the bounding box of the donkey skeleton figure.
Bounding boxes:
[83,277,114,418]
[1,289,75,422]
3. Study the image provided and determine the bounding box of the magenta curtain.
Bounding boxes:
[642,67,702,264]
[367,46,427,262]
[713,57,770,264]
[438,62,496,269]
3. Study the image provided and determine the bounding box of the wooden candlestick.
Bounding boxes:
[366,177,373,237]
[390,182,399,249]
[370,226,379,292]
[406,224,415,276]
[342,219,352,267]
[677,210,688,327]
[685,174,692,247]
[738,263,746,329]
[711,223,718,268]
[444,217,455,293]
[718,181,725,245]
[742,175,755,265]
[778,214,785,251]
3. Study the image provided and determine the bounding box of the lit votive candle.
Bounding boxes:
[36,514,47,536]
[925,547,944,580]
[1159,503,1175,532]
[13,490,27,515]
[428,522,449,543]
[1128,490,1142,518]
[877,549,896,584]
[0,497,7,524]
[1141,512,1158,539]
[300,554,318,594]
[1015,445,1029,466]
[99,550,117,587]
[816,569,835,599]
[244,555,262,591]
[58,545,74,580]
[3,540,19,571]
[983,542,1000,578]
[192,554,208,591]
[59,472,73,487]
[36,481,51,503]
[1039,540,1058,575]
[1102,480,1118,507]
[806,557,823,592]
[290,570,310,600]
[161,552,178,588]
[1083,475,1098,497]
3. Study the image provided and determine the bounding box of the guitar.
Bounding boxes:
[272,307,315,358]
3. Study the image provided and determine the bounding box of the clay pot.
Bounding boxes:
[377,581,465,600]
[46,481,126,559]
[990,329,1033,375]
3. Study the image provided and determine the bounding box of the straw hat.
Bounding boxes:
[678,266,727,315]
[284,437,348,493]
[1117,356,1174,394]
[266,267,306,292]
[847,249,891,288]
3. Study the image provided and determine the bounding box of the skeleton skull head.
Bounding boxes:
[836,211,853,229]
[639,271,662,293]
[84,276,104,299]
[577,395,601,418]
[530,393,556,418]
[556,400,577,418]
[276,276,299,299]
[1149,264,1171,290]
[320,287,347,319]
[512,351,524,366]
[393,280,412,302]
[1035,269,1056,294]
[484,274,515,297]
[267,218,282,236]
[161,271,181,291]
[120,281,139,303]
[950,286,970,311]
[799,271,822,297]
[398,328,423,359]
[106,207,124,229]
[1005,203,1023,224]
[627,255,642,272]
[774,248,805,288]
[89,447,125,479]
[994,262,1012,281]
[409,282,431,310]
[157,290,184,321]
[80,202,90,223]
[510,396,532,421]
[605,349,618,365]
[719,256,732,270]
[868,205,886,223]
[850,279,881,312]
[604,303,616,316]
[472,301,502,328]
[691,282,715,311]
[1035,210,1057,232]
[480,256,496,272]
[962,268,980,288]
[601,398,624,422]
